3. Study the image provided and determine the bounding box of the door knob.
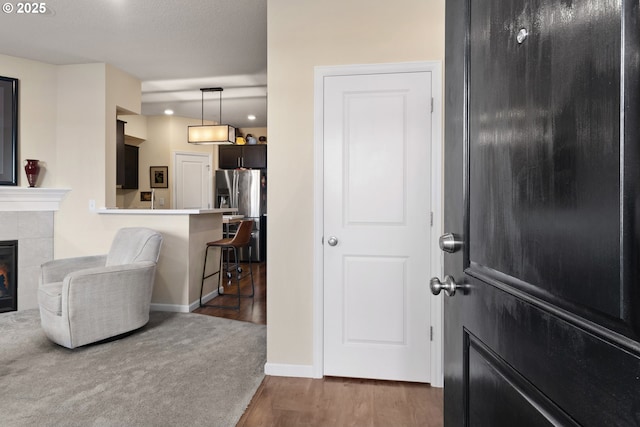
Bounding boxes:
[439,233,463,253]
[430,275,459,297]
[327,236,339,246]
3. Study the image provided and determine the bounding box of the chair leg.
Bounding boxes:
[200,246,216,307]
[217,247,224,294]
[201,243,255,311]
[247,245,255,297]
[201,245,241,310]
[233,246,241,308]
[200,245,228,308]
[234,244,254,298]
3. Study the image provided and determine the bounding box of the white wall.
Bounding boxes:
[267,0,445,369]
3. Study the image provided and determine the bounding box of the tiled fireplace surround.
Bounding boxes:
[0,188,69,311]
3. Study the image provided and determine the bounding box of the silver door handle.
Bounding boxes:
[439,233,463,253]
[327,236,338,246]
[430,275,459,297]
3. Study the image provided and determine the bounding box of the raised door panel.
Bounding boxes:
[241,145,267,169]
[175,153,210,209]
[218,145,243,169]
[468,0,624,324]
[181,161,205,208]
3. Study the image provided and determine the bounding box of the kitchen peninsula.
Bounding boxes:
[98,207,236,312]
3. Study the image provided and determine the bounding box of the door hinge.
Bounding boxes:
[431,98,434,114]
[430,326,434,341]
[430,212,434,227]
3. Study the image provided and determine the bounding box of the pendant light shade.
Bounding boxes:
[188,124,236,144]
[188,88,236,144]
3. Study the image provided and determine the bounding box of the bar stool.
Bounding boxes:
[199,220,255,310]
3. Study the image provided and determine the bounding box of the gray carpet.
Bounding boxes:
[0,309,266,426]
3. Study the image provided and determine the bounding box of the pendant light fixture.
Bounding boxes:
[188,87,236,144]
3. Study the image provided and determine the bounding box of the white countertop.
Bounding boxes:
[97,208,238,215]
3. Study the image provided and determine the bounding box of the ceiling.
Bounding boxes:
[0,0,267,128]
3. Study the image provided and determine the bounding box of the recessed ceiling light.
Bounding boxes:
[247,114,256,121]
[164,109,174,115]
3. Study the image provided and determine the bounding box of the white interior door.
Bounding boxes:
[323,70,433,382]
[174,152,211,209]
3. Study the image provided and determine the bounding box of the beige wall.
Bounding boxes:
[0,54,57,187]
[267,0,445,367]
[54,64,107,256]
[106,65,141,208]
[0,56,143,258]
[120,113,147,140]
[54,63,144,258]
[115,114,217,209]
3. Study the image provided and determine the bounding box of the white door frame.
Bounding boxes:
[313,61,444,386]
[172,151,212,209]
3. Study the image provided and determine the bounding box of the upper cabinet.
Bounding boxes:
[116,120,139,189]
[116,119,126,186]
[219,144,267,169]
[122,144,139,189]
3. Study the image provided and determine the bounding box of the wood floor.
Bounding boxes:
[194,262,444,427]
[237,376,444,427]
[194,260,267,325]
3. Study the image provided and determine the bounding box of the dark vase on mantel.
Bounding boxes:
[24,159,40,187]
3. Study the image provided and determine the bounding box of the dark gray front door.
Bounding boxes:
[442,0,640,424]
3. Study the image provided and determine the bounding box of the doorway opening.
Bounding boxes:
[192,151,267,325]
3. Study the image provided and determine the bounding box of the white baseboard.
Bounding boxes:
[150,303,190,313]
[264,362,320,379]
[150,290,219,313]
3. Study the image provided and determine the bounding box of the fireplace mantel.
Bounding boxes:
[0,187,70,211]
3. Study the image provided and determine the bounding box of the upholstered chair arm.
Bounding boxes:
[40,255,107,285]
[61,261,158,348]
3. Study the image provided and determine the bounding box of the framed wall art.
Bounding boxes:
[150,166,168,188]
[0,76,18,186]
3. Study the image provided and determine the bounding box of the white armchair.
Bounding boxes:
[38,227,163,349]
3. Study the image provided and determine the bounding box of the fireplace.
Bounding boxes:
[0,240,18,313]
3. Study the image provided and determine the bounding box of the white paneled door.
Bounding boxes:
[323,70,433,382]
[174,152,211,209]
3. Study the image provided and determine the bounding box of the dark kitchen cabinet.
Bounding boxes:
[218,145,243,169]
[116,119,139,189]
[116,120,126,186]
[122,144,139,189]
[219,144,267,169]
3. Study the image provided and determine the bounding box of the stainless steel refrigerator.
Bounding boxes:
[215,169,267,262]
